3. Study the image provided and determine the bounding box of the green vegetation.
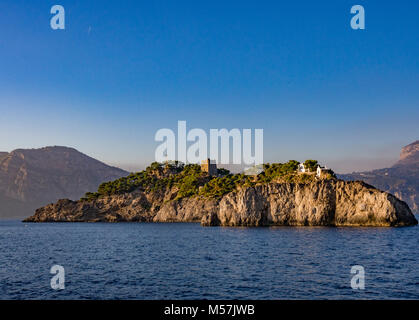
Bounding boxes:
[81,162,205,201]
[303,159,319,172]
[217,168,230,176]
[258,160,300,183]
[199,174,255,198]
[81,159,335,202]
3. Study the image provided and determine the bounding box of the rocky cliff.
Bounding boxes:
[339,140,419,213]
[0,146,128,219]
[24,180,417,227]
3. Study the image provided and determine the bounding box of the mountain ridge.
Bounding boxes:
[0,146,128,219]
[339,140,419,212]
[395,140,419,166]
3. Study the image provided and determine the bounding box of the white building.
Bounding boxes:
[316,166,322,177]
[298,163,307,173]
[316,165,332,178]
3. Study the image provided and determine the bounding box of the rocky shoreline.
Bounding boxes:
[24,180,418,227]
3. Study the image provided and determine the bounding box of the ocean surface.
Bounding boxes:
[0,219,418,300]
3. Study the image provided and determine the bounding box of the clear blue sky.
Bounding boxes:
[0,0,418,173]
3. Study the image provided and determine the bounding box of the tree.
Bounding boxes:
[304,160,319,172]
[217,168,230,176]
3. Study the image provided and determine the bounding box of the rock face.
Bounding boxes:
[398,140,419,165]
[0,152,8,161]
[339,140,419,213]
[24,180,417,227]
[0,146,128,219]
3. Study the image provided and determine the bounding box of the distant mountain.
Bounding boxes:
[395,140,419,166]
[339,141,419,213]
[0,152,8,161]
[0,146,128,219]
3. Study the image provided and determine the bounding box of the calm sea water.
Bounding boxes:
[0,219,418,300]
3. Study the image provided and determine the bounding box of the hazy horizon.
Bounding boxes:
[0,141,407,174]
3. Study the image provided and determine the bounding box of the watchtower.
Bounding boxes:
[201,159,217,176]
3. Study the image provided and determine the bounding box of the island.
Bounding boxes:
[24,160,418,227]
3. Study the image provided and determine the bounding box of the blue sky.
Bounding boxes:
[0,0,418,173]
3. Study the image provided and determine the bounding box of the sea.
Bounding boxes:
[0,219,418,299]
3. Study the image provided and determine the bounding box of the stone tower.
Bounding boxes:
[201,159,217,176]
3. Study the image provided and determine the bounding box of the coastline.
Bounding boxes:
[23,180,418,227]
